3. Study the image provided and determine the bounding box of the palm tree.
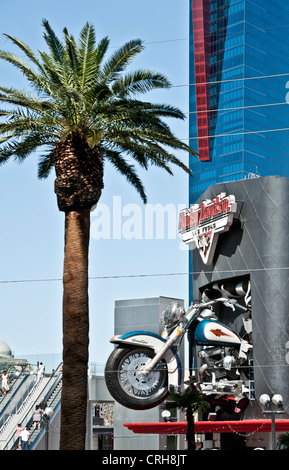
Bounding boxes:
[277,432,289,450]
[0,20,195,450]
[166,385,208,451]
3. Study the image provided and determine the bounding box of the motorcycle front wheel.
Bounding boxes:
[105,346,169,410]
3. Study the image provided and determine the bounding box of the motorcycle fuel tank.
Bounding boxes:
[194,319,241,347]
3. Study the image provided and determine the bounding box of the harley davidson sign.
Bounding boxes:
[178,193,237,264]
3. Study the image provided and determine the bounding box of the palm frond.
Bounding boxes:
[167,388,209,414]
[95,36,110,68]
[0,132,54,162]
[0,51,43,90]
[63,28,81,89]
[37,152,55,178]
[101,39,144,83]
[101,146,147,203]
[42,19,65,64]
[78,23,98,92]
[2,33,44,72]
[0,86,55,115]
[111,70,171,97]
[38,50,66,90]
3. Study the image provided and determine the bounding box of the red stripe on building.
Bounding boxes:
[192,0,211,161]
[124,420,289,434]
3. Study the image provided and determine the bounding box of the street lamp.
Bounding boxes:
[259,393,284,450]
[161,410,171,422]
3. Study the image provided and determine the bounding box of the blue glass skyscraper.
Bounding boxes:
[188,0,289,302]
[189,0,289,205]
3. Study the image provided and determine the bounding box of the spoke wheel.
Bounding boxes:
[105,346,168,410]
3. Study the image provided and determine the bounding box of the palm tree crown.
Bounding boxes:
[0,20,193,209]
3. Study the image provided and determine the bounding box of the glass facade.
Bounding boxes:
[189,0,289,204]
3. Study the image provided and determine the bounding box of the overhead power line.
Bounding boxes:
[172,72,289,89]
[186,101,288,115]
[187,126,289,141]
[2,266,289,284]
[142,20,289,46]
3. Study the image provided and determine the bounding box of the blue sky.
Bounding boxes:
[0,0,191,364]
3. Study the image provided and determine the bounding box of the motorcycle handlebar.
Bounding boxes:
[188,297,248,323]
[186,297,230,324]
[192,297,234,308]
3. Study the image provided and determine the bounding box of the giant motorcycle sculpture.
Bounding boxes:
[105,280,252,410]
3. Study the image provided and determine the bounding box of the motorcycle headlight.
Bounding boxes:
[160,303,185,328]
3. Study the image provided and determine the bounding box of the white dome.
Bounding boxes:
[0,339,12,356]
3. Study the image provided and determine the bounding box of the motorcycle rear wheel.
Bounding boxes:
[105,346,169,410]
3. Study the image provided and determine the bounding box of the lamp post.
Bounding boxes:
[259,393,284,450]
[43,407,54,450]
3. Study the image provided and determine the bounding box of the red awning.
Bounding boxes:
[124,419,289,434]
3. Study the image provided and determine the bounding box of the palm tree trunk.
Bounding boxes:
[60,209,90,450]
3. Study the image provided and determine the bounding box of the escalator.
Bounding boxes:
[0,362,63,450]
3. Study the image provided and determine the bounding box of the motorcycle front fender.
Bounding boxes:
[110,331,182,390]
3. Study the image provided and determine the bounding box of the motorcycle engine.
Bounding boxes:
[198,346,243,383]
